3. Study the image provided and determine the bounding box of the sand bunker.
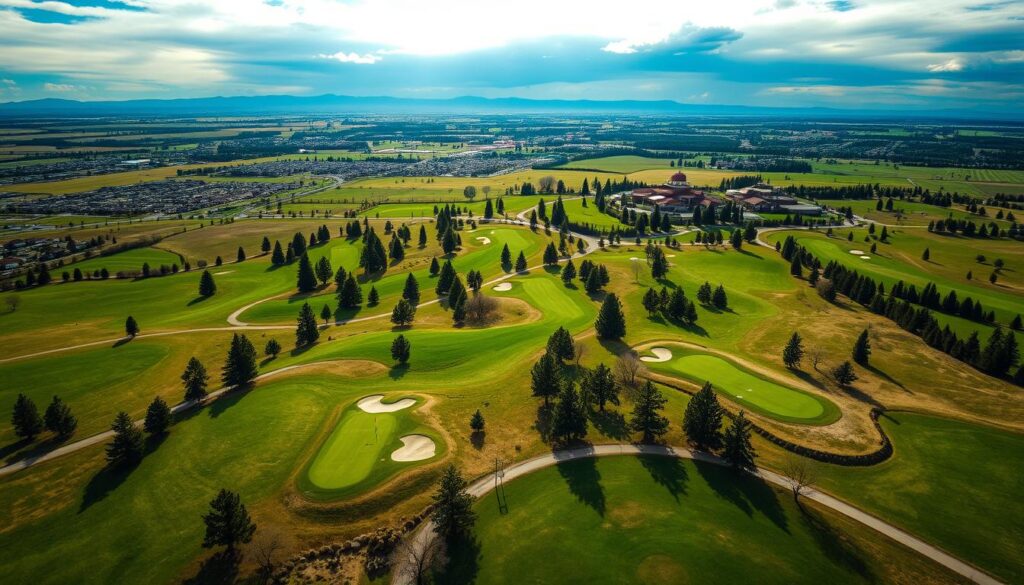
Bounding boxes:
[391,435,436,462]
[848,250,864,255]
[356,394,415,413]
[476,237,492,245]
[493,282,512,291]
[640,347,673,363]
[860,255,871,260]
[630,257,640,261]
[667,254,677,258]
[214,271,233,275]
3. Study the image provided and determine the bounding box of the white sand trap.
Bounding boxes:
[475,236,492,245]
[860,255,871,260]
[848,250,864,255]
[640,347,673,363]
[214,270,233,275]
[391,435,436,462]
[357,394,415,413]
[667,254,677,258]
[493,282,512,292]
[630,257,640,261]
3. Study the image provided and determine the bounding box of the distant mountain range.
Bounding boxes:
[0,94,1018,121]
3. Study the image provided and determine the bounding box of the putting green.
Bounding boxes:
[644,346,839,424]
[301,395,442,498]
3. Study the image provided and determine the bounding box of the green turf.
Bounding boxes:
[642,345,838,424]
[815,412,1024,583]
[440,455,934,584]
[64,246,182,275]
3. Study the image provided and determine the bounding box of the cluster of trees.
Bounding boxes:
[578,259,610,294]
[929,218,1016,239]
[642,286,699,325]
[683,383,756,469]
[782,330,866,387]
[11,393,77,443]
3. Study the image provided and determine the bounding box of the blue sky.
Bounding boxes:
[0,0,1021,112]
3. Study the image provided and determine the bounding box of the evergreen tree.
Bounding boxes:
[391,334,411,364]
[271,241,285,265]
[580,363,619,411]
[264,339,281,358]
[712,284,728,309]
[296,253,317,293]
[682,382,723,450]
[106,411,144,467]
[182,357,209,402]
[125,315,140,337]
[441,227,459,255]
[431,465,476,542]
[630,381,669,443]
[530,352,562,407]
[436,260,456,296]
[337,273,363,309]
[515,251,528,272]
[595,293,626,339]
[665,288,689,322]
[697,281,713,305]
[236,246,246,263]
[470,410,485,432]
[782,332,804,368]
[831,361,858,386]
[642,287,661,316]
[449,276,468,323]
[44,395,77,440]
[403,272,421,304]
[722,410,756,469]
[391,299,416,327]
[543,242,559,265]
[295,303,320,347]
[551,382,588,443]
[261,236,271,254]
[315,256,333,285]
[319,303,332,324]
[291,232,307,257]
[584,265,603,294]
[429,256,440,276]
[11,393,43,441]
[650,248,669,279]
[367,286,379,306]
[144,396,172,435]
[198,269,217,297]
[546,327,576,361]
[852,329,871,365]
[359,229,388,273]
[202,489,256,551]
[222,334,258,387]
[500,243,512,268]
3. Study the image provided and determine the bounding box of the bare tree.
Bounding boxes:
[248,528,284,582]
[5,295,20,313]
[614,352,644,388]
[809,348,825,372]
[780,455,816,505]
[538,176,556,193]
[464,293,499,324]
[630,258,641,283]
[392,535,448,585]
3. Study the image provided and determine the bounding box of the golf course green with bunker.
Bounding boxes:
[301,394,444,499]
[638,344,839,425]
[437,455,958,585]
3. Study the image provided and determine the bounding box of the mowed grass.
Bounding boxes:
[440,455,959,584]
[815,412,1024,583]
[65,246,182,274]
[302,395,443,499]
[641,344,838,424]
[816,198,1010,227]
[561,196,624,229]
[558,155,678,173]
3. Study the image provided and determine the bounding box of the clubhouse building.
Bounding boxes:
[626,172,720,213]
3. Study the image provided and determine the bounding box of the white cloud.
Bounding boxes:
[319,51,382,65]
[927,58,964,72]
[43,82,81,92]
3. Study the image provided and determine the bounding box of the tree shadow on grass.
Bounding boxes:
[637,454,688,502]
[588,408,630,441]
[800,505,876,582]
[79,434,165,513]
[182,549,241,585]
[1,436,61,465]
[470,431,485,450]
[433,534,481,585]
[533,403,553,443]
[694,460,788,533]
[207,384,251,419]
[389,363,409,380]
[837,383,885,409]
[112,336,132,348]
[556,457,605,516]
[864,363,911,393]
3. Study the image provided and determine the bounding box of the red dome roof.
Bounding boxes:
[670,172,687,182]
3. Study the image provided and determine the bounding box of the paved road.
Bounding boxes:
[393,444,1002,585]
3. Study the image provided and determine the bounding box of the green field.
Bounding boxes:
[440,455,958,584]
[641,344,839,424]
[66,246,182,274]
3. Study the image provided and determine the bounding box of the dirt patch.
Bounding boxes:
[636,554,689,584]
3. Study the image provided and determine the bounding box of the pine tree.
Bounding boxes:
[391,299,416,327]
[44,395,77,440]
[337,273,363,309]
[436,260,456,295]
[431,465,476,542]
[198,269,217,297]
[125,315,139,337]
[515,251,528,272]
[296,253,317,293]
[584,265,603,293]
[630,381,669,443]
[202,489,257,551]
[595,293,626,339]
[264,339,281,358]
[11,393,43,441]
[222,334,258,388]
[271,241,285,265]
[543,242,559,266]
[580,363,619,411]
[449,276,468,323]
[261,236,271,254]
[683,382,723,450]
[551,382,588,443]
[712,284,728,309]
[315,256,333,285]
[441,227,458,255]
[546,327,576,361]
[295,303,320,347]
[852,329,871,365]
[429,256,440,276]
[831,361,858,386]
[403,272,421,304]
[182,357,209,402]
[666,288,689,322]
[500,243,512,268]
[722,410,756,469]
[782,332,804,368]
[697,281,712,305]
[144,396,171,435]
[367,286,379,306]
[236,246,246,263]
[642,288,661,316]
[106,411,144,467]
[470,410,485,432]
[391,334,411,364]
[561,258,576,284]
[530,352,562,407]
